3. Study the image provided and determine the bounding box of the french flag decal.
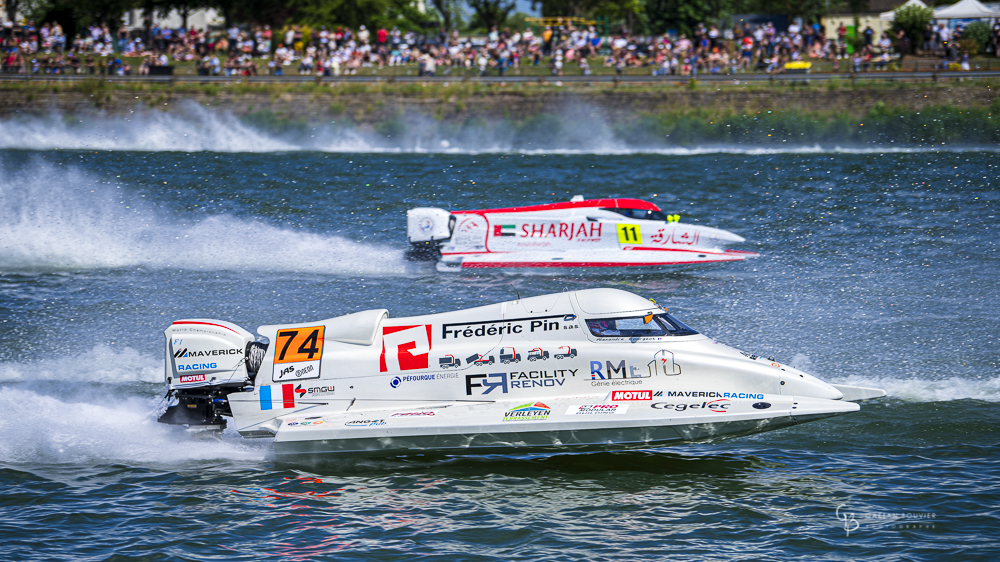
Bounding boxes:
[259,384,296,410]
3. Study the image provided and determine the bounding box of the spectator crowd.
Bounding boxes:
[3,15,1000,77]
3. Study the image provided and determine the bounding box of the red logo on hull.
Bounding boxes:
[611,390,652,401]
[380,325,433,372]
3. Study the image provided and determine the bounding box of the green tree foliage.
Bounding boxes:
[961,21,991,54]
[644,0,716,35]
[287,0,426,30]
[892,3,933,46]
[158,0,207,28]
[468,0,515,30]
[30,0,135,30]
[232,0,293,27]
[742,0,830,21]
[429,0,465,31]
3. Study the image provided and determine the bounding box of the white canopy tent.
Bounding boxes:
[932,0,1000,19]
[881,0,930,21]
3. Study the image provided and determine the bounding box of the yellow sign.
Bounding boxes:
[617,223,642,244]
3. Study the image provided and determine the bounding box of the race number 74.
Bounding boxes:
[275,326,325,364]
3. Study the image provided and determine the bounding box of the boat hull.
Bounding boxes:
[268,395,859,457]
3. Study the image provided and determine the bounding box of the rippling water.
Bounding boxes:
[0,134,997,559]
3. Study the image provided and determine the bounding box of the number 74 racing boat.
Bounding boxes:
[406,196,758,271]
[158,289,884,457]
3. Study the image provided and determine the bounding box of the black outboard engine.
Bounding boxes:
[405,207,453,261]
[158,319,268,431]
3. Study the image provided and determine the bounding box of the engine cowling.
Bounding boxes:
[159,319,266,429]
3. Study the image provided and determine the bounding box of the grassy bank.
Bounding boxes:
[2,77,998,147]
[4,74,1000,98]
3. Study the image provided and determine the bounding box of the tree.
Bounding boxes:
[158,0,206,29]
[961,20,991,55]
[288,0,426,31]
[429,0,464,31]
[30,0,136,31]
[844,0,868,39]
[644,0,714,36]
[5,0,21,22]
[468,0,515,30]
[741,0,830,23]
[892,3,933,53]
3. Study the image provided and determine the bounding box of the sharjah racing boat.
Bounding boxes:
[405,196,758,271]
[157,289,884,457]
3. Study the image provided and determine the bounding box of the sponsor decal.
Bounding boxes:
[649,226,700,246]
[174,348,241,358]
[272,326,324,382]
[651,399,731,412]
[276,364,316,380]
[177,363,218,371]
[563,314,577,321]
[520,222,602,240]
[590,360,652,380]
[465,370,577,395]
[654,350,682,376]
[390,410,438,418]
[466,373,508,395]
[752,402,772,410]
[178,374,206,384]
[740,351,784,369]
[591,379,645,387]
[502,402,551,421]
[587,353,681,380]
[566,404,629,415]
[259,383,298,410]
[657,391,764,400]
[380,325,432,372]
[441,315,564,340]
[285,420,324,427]
[418,217,434,234]
[493,224,517,237]
[611,390,652,401]
[295,384,335,397]
[390,374,438,388]
[344,419,387,427]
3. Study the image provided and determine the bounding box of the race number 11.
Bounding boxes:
[617,223,642,244]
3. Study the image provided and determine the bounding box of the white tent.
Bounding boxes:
[880,0,930,21]
[933,0,1000,19]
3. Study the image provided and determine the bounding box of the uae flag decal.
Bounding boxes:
[493,224,516,237]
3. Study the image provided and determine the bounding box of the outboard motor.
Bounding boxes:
[158,319,268,430]
[406,207,453,261]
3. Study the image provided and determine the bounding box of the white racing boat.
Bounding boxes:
[158,289,884,457]
[406,196,758,271]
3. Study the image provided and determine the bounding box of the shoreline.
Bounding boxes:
[2,79,997,147]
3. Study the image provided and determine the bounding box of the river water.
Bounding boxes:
[1,115,998,560]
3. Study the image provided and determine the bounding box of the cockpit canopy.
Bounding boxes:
[601,208,670,221]
[586,314,698,338]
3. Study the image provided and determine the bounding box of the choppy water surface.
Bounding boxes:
[0,140,997,560]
